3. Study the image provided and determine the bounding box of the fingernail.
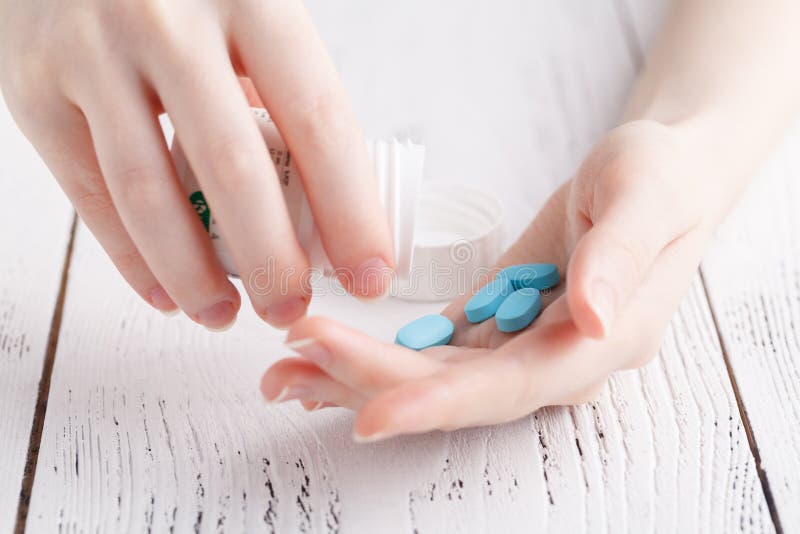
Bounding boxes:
[149,286,178,315]
[264,385,312,404]
[590,278,617,335]
[196,300,238,331]
[286,338,331,367]
[264,297,307,327]
[352,430,390,444]
[304,401,325,412]
[264,386,289,403]
[353,256,393,299]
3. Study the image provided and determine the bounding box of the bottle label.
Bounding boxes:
[189,191,210,232]
[173,109,310,275]
[171,108,425,280]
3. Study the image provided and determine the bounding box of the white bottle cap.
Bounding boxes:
[394,183,504,302]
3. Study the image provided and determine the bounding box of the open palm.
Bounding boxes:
[261,120,717,442]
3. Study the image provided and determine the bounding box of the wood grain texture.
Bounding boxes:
[0,99,74,532]
[702,123,800,531]
[18,0,782,531]
[27,226,772,532]
[405,279,772,534]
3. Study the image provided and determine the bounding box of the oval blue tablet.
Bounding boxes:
[464,276,513,323]
[395,314,454,351]
[498,263,560,291]
[495,287,542,333]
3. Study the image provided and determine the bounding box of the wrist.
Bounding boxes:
[619,112,751,230]
[628,93,789,205]
[674,114,758,221]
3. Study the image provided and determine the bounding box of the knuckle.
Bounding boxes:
[110,0,195,69]
[206,137,263,193]
[56,8,106,70]
[109,164,165,208]
[3,53,53,113]
[2,4,109,100]
[73,185,113,220]
[67,7,103,48]
[120,0,176,43]
[137,0,172,27]
[292,91,356,152]
[31,8,110,100]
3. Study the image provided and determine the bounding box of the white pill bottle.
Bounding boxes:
[171,108,425,279]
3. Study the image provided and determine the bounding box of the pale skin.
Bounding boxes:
[3,1,799,442]
[259,0,800,442]
[0,0,395,331]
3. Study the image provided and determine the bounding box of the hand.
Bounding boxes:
[0,0,393,330]
[260,120,726,441]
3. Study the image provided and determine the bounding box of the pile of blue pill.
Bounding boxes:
[395,263,560,350]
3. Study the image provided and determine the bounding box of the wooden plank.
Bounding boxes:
[26,225,772,532]
[702,123,800,531]
[0,98,75,532]
[405,279,772,533]
[25,0,774,531]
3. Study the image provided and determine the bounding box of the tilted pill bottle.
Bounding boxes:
[171,108,425,279]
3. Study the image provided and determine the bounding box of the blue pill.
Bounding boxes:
[395,314,454,351]
[499,263,560,291]
[495,288,542,333]
[464,276,513,323]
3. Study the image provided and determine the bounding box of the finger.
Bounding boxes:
[233,2,395,298]
[284,316,443,395]
[567,168,699,338]
[79,72,241,330]
[13,97,178,313]
[238,77,264,107]
[302,401,338,412]
[146,26,311,327]
[260,357,364,410]
[353,299,616,442]
[300,400,337,412]
[354,224,710,441]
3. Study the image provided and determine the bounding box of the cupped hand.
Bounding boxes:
[259,120,730,442]
[0,0,393,330]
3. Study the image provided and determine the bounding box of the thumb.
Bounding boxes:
[567,185,696,338]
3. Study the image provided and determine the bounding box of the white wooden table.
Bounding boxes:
[2,1,799,532]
